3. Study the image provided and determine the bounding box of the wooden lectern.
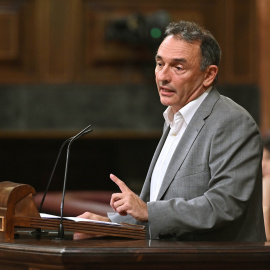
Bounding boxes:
[0,181,145,241]
[0,181,40,241]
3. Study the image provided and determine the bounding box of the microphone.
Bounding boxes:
[39,125,92,213]
[57,125,93,239]
[37,125,92,240]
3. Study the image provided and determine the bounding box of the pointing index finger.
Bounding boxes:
[110,174,129,192]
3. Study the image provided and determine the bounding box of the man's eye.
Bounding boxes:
[176,67,182,70]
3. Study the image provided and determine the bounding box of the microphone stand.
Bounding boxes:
[39,125,92,213]
[36,125,93,239]
[57,126,93,239]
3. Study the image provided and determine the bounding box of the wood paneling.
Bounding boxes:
[257,0,270,133]
[0,13,19,60]
[222,0,257,84]
[0,0,259,85]
[0,0,37,82]
[35,0,82,83]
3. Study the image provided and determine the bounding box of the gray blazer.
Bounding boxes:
[109,88,266,242]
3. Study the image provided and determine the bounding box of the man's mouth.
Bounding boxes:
[160,87,175,95]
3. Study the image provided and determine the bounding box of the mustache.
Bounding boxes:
[159,85,175,92]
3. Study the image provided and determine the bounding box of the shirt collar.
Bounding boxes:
[163,87,212,127]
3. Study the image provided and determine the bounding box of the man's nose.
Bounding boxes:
[156,66,171,82]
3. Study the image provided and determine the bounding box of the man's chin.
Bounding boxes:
[160,97,173,107]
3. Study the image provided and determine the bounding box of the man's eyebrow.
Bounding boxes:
[155,54,187,63]
[155,54,162,60]
[173,58,187,63]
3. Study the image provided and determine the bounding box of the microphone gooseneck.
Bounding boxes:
[39,137,71,213]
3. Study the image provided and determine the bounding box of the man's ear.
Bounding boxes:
[203,65,218,87]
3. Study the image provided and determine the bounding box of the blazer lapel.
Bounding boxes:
[156,88,220,200]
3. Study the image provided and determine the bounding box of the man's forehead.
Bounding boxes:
[157,36,201,61]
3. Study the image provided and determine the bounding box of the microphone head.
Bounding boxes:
[71,126,93,141]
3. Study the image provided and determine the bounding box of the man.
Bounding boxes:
[78,21,266,241]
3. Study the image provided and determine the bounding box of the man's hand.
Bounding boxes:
[110,174,148,222]
[77,212,110,222]
[73,212,110,240]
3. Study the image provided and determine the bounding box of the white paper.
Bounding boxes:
[40,213,120,226]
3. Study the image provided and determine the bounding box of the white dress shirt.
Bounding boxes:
[150,88,211,201]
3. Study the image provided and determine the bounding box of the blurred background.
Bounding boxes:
[0,0,269,198]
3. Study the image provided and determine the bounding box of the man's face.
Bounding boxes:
[262,148,270,177]
[155,35,210,114]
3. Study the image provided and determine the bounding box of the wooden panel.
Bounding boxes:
[222,0,257,84]
[0,0,82,83]
[1,237,270,270]
[257,0,270,133]
[35,0,82,83]
[0,0,37,83]
[0,13,19,60]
